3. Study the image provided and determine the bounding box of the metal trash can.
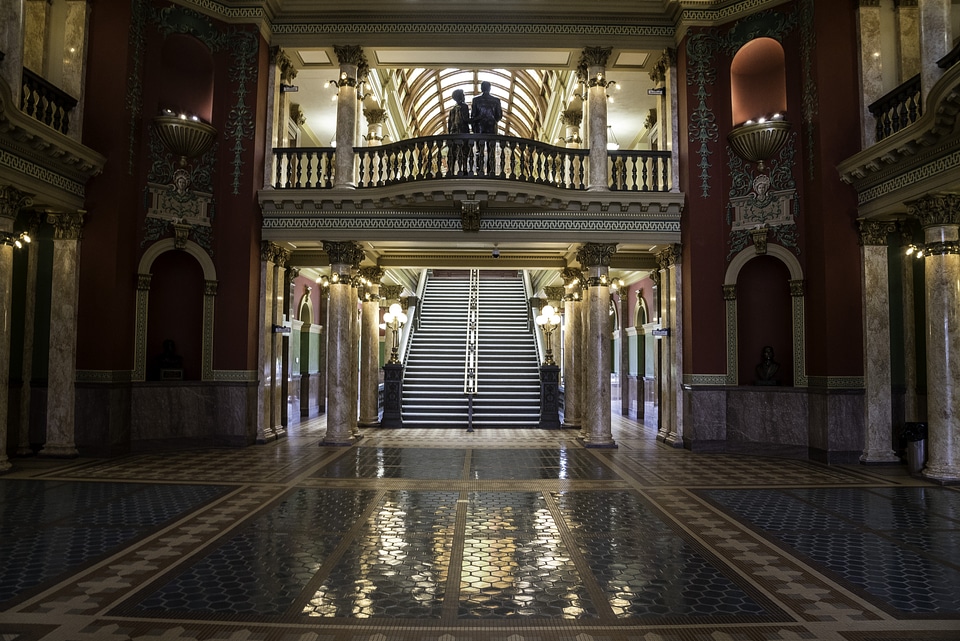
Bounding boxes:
[902,422,928,474]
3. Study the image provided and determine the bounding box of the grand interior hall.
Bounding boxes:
[2,0,960,639]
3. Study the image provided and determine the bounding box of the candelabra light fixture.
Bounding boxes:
[382,302,408,364]
[535,304,562,366]
[1,230,32,248]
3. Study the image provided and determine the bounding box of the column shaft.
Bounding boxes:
[666,255,684,447]
[583,278,614,446]
[257,249,276,443]
[657,262,672,442]
[587,72,608,192]
[359,297,381,426]
[901,230,919,422]
[0,240,12,471]
[918,0,951,102]
[270,260,285,438]
[17,227,40,455]
[40,213,83,458]
[562,297,581,428]
[323,280,355,445]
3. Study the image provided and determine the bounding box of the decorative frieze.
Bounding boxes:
[857,219,897,245]
[906,193,960,227]
[577,242,617,268]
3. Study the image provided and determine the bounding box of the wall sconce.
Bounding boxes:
[0,230,31,248]
[535,304,562,366]
[727,113,790,171]
[153,109,217,166]
[383,302,408,364]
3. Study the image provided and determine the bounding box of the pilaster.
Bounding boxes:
[858,0,884,147]
[858,220,900,463]
[657,244,684,447]
[39,211,85,458]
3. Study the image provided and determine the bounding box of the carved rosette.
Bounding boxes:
[48,211,85,240]
[577,242,617,268]
[906,193,960,228]
[857,220,897,246]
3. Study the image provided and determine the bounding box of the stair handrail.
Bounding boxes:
[398,268,428,364]
[523,270,546,364]
[464,269,480,397]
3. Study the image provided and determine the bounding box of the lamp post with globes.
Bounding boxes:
[382,303,408,364]
[535,303,562,429]
[380,302,408,428]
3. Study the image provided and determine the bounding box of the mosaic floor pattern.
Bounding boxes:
[1,414,959,641]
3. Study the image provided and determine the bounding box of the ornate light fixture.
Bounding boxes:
[535,304,562,366]
[727,114,790,171]
[153,110,217,166]
[382,302,408,364]
[0,230,31,248]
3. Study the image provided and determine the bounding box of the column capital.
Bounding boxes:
[363,107,388,126]
[358,266,385,283]
[577,46,613,78]
[260,241,291,266]
[656,243,682,269]
[857,219,897,245]
[286,267,300,283]
[722,284,737,300]
[333,45,369,83]
[577,242,617,268]
[270,46,297,84]
[906,193,960,227]
[649,48,676,84]
[47,211,85,240]
[0,185,33,222]
[544,286,566,304]
[323,240,364,267]
[561,108,583,127]
[380,285,403,301]
[649,270,661,288]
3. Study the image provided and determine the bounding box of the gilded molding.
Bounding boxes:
[576,242,617,267]
[48,211,85,240]
[857,219,897,246]
[905,193,960,227]
[722,284,737,300]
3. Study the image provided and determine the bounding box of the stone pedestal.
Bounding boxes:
[539,364,561,429]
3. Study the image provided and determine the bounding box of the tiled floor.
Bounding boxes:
[2,414,959,640]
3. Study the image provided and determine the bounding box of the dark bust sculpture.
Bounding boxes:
[158,338,184,380]
[754,345,779,386]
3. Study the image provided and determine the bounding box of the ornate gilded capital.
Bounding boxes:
[260,241,280,263]
[137,273,152,291]
[48,211,85,240]
[461,200,481,233]
[644,109,658,130]
[906,193,960,228]
[722,284,737,300]
[0,185,34,221]
[649,270,661,288]
[359,266,385,283]
[656,243,682,269]
[204,280,219,296]
[334,45,369,83]
[380,285,403,301]
[576,242,617,268]
[544,286,566,303]
[271,47,297,84]
[561,109,583,127]
[857,220,897,246]
[363,108,388,126]
[323,240,363,266]
[578,46,613,74]
[789,279,805,297]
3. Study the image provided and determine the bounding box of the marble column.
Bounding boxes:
[0,187,33,471]
[265,47,297,186]
[899,222,920,422]
[580,46,612,192]
[16,212,43,456]
[650,48,679,186]
[273,249,290,440]
[321,241,362,445]
[579,283,589,440]
[578,243,617,447]
[363,107,387,146]
[349,266,361,436]
[918,0,951,102]
[333,45,367,189]
[359,267,384,427]
[40,211,84,458]
[858,220,900,463]
[857,0,885,147]
[655,253,672,442]
[649,270,662,430]
[896,1,921,82]
[619,291,631,416]
[908,194,960,481]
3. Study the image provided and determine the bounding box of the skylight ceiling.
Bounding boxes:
[395,68,557,140]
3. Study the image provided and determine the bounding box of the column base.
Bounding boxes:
[923,463,960,484]
[39,443,79,458]
[561,422,581,430]
[274,426,287,440]
[859,450,901,464]
[15,447,35,457]
[582,436,617,448]
[0,458,11,473]
[320,436,357,447]
[358,420,381,428]
[664,433,684,448]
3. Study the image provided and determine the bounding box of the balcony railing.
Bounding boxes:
[868,74,921,142]
[270,134,673,192]
[21,68,78,136]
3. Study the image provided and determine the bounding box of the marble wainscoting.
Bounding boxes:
[75,381,133,457]
[286,373,301,426]
[128,381,258,449]
[684,386,864,462]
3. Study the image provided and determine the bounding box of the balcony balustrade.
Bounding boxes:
[270,133,672,192]
[20,68,78,136]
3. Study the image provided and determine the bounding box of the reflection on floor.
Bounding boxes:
[2,414,959,640]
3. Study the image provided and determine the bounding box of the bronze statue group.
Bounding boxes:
[446,81,503,175]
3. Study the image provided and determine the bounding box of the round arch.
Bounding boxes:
[139,238,217,281]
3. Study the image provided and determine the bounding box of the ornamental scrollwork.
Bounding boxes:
[576,242,617,268]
